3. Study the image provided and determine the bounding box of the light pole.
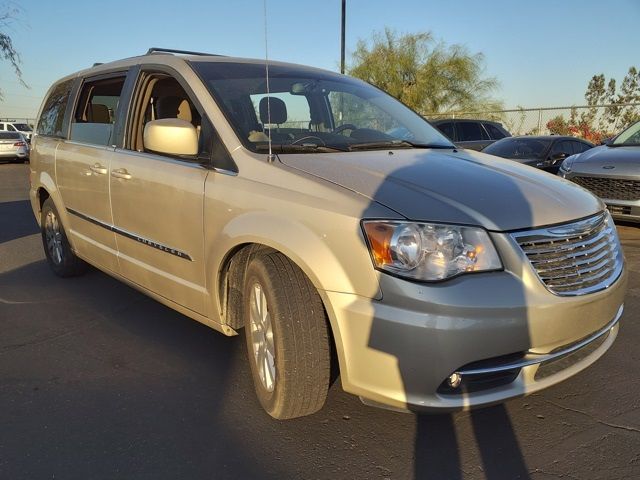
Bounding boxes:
[340,0,346,74]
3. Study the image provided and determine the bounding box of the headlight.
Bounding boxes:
[362,221,502,281]
[559,154,578,173]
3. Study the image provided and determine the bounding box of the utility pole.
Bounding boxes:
[340,0,346,74]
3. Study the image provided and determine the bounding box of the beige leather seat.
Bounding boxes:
[90,104,110,123]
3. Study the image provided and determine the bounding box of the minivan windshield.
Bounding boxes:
[191,61,454,153]
[611,120,640,146]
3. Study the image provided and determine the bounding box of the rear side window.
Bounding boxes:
[484,123,506,140]
[436,122,455,140]
[70,76,126,146]
[458,121,489,141]
[37,79,74,137]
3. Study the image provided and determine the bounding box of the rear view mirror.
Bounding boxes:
[144,119,198,156]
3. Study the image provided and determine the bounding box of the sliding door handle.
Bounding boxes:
[111,168,132,180]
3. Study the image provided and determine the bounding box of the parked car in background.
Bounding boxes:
[0,131,29,163]
[430,118,511,151]
[559,120,640,222]
[0,121,33,142]
[483,135,594,173]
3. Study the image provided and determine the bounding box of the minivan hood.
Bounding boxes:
[280,148,603,231]
[571,145,640,174]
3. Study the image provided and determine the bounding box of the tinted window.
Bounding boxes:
[483,138,552,159]
[37,79,74,137]
[484,123,506,140]
[0,132,21,139]
[6,124,16,131]
[436,122,455,140]
[458,121,489,141]
[70,76,126,146]
[574,141,592,153]
[551,140,574,156]
[13,123,32,131]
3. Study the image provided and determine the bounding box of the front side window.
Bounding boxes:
[7,124,16,131]
[37,79,74,137]
[191,61,453,153]
[70,76,126,146]
[127,72,208,159]
[550,140,574,156]
[12,123,32,131]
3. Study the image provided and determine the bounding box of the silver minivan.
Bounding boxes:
[29,49,626,419]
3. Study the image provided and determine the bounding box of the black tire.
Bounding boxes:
[41,198,87,277]
[243,251,331,419]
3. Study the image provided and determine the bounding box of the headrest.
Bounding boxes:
[259,97,287,125]
[90,104,110,123]
[156,96,192,122]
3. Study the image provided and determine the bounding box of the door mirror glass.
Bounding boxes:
[144,119,198,156]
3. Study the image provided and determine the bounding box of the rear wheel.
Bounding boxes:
[41,198,87,277]
[243,251,331,419]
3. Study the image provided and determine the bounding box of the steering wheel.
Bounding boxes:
[333,123,358,135]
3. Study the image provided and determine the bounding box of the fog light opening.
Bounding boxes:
[447,372,462,389]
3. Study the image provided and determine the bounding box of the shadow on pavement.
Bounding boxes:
[0,199,39,244]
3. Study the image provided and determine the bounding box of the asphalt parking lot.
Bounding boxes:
[0,162,638,480]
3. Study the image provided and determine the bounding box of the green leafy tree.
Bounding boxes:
[0,3,25,99]
[583,67,640,130]
[348,29,502,115]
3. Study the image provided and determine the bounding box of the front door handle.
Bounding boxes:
[89,163,108,175]
[111,168,132,180]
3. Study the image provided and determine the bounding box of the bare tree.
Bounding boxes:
[0,3,26,99]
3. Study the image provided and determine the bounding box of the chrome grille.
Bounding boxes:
[571,176,640,201]
[512,212,623,296]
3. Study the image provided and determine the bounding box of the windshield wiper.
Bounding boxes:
[347,140,456,151]
[255,143,348,153]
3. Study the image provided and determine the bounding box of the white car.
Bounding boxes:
[0,131,29,163]
[0,121,33,142]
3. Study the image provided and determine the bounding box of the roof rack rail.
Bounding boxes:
[145,47,223,57]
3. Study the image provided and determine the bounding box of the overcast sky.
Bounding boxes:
[0,0,638,119]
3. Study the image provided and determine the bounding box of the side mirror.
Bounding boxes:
[601,137,612,146]
[144,118,198,156]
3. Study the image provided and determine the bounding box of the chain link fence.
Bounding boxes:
[424,103,640,144]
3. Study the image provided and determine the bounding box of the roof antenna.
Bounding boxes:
[263,0,275,163]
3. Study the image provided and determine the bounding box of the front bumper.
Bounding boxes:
[324,234,627,412]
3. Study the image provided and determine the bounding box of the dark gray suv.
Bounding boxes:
[431,118,511,151]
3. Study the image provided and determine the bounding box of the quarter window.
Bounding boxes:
[37,79,74,137]
[70,76,126,146]
[483,123,506,140]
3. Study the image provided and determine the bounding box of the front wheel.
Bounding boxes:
[41,198,87,277]
[243,251,331,419]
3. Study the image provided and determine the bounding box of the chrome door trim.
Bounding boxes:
[66,207,193,261]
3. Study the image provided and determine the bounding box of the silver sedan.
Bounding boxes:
[559,120,640,223]
[0,131,29,163]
